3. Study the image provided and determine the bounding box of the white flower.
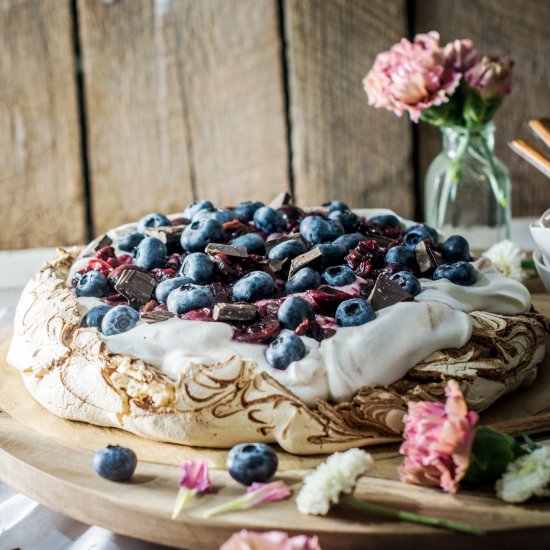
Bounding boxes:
[482,240,525,281]
[496,446,550,503]
[296,448,373,515]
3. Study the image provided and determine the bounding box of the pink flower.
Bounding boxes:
[179,460,211,492]
[363,31,461,122]
[399,379,479,493]
[220,530,321,550]
[203,481,292,518]
[465,55,514,98]
[443,39,479,72]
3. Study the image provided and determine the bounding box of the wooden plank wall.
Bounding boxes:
[1,0,549,249]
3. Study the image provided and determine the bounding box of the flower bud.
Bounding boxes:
[465,55,514,98]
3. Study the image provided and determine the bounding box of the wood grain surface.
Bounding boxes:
[78,0,288,235]
[415,0,550,216]
[284,0,414,216]
[0,0,86,249]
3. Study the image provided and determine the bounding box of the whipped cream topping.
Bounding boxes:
[71,210,533,406]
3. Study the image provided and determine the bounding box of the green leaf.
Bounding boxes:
[421,96,464,127]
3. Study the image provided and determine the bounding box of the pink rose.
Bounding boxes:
[465,55,514,98]
[399,379,479,493]
[444,38,479,72]
[363,31,461,122]
[220,530,321,550]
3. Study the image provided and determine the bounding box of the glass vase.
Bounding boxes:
[424,122,511,250]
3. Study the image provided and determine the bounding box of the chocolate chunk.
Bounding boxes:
[213,302,257,322]
[205,243,248,258]
[267,258,288,272]
[289,247,323,277]
[265,233,304,254]
[268,191,291,209]
[81,234,113,257]
[368,274,413,311]
[415,240,443,274]
[145,224,187,244]
[115,269,157,307]
[140,311,176,323]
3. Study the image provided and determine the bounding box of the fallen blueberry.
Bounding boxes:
[384,246,418,270]
[232,201,265,222]
[329,210,359,232]
[322,200,349,212]
[334,233,365,252]
[93,445,137,482]
[192,207,235,224]
[300,216,344,245]
[267,239,307,261]
[369,214,402,228]
[227,442,278,486]
[316,242,347,267]
[134,237,167,270]
[253,207,286,234]
[403,224,439,249]
[183,199,214,220]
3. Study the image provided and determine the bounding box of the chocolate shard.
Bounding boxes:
[140,311,176,323]
[145,224,187,244]
[213,302,257,322]
[81,234,113,257]
[115,269,157,307]
[415,240,443,274]
[368,274,414,311]
[265,233,304,254]
[205,243,248,258]
[289,247,323,277]
[369,234,397,248]
[268,191,291,209]
[267,258,288,272]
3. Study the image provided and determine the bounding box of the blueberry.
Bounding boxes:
[334,233,365,251]
[316,243,347,267]
[441,235,471,262]
[433,262,477,286]
[101,305,140,335]
[384,246,418,270]
[155,276,192,304]
[253,207,286,233]
[369,214,402,228]
[81,304,112,330]
[266,333,306,370]
[335,298,376,327]
[134,237,167,270]
[230,233,265,255]
[277,296,315,330]
[321,265,356,287]
[180,252,214,284]
[166,284,214,314]
[137,213,171,234]
[93,445,137,482]
[232,271,275,302]
[232,201,265,222]
[389,271,422,296]
[117,232,145,252]
[267,239,307,261]
[322,200,349,212]
[76,271,110,298]
[227,443,278,486]
[183,199,214,220]
[299,216,344,245]
[329,210,359,232]
[192,207,235,224]
[285,267,321,294]
[403,224,439,249]
[180,219,224,253]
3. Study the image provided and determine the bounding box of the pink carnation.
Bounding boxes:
[399,379,479,493]
[363,31,461,122]
[443,38,479,72]
[465,55,514,98]
[220,530,321,550]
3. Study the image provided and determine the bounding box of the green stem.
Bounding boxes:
[202,495,250,518]
[171,488,197,519]
[341,495,484,536]
[476,138,508,209]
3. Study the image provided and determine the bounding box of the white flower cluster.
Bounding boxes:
[482,239,526,281]
[296,448,374,515]
[496,446,550,503]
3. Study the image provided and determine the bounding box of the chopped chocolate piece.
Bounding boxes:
[81,234,113,257]
[265,233,304,254]
[370,234,397,248]
[205,243,248,258]
[267,258,288,272]
[289,247,323,277]
[368,275,413,311]
[140,311,176,323]
[145,224,187,244]
[115,269,157,307]
[268,191,291,209]
[213,302,257,322]
[415,240,443,274]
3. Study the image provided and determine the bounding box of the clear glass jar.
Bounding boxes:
[424,122,511,250]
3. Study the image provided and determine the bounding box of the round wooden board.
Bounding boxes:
[1,410,550,549]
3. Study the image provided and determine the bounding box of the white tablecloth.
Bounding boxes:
[0,219,538,549]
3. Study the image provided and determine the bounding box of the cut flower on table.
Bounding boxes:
[171,460,211,519]
[482,240,526,281]
[220,530,321,550]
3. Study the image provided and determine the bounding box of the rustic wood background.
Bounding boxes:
[1,0,549,249]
